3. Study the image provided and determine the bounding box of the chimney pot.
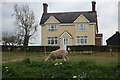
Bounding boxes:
[92,1,96,12]
[43,3,48,14]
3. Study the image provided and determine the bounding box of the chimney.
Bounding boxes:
[92,1,96,12]
[43,3,48,14]
[116,31,120,34]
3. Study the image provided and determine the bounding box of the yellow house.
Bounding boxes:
[40,1,103,49]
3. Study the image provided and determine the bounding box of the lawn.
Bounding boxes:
[2,60,119,79]
[2,51,119,79]
[2,51,118,64]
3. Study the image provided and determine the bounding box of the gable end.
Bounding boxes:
[59,31,73,39]
[74,14,90,23]
[44,15,60,24]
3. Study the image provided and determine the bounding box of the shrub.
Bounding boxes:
[22,58,30,63]
[69,51,94,55]
[81,51,94,55]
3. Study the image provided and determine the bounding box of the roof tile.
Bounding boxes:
[40,11,97,25]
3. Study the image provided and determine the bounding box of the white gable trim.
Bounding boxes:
[74,14,90,23]
[44,15,60,24]
[59,31,73,39]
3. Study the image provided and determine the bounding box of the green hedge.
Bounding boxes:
[2,45,60,52]
[2,45,120,52]
[67,45,120,52]
[2,60,119,79]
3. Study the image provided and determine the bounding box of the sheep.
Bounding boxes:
[45,49,69,61]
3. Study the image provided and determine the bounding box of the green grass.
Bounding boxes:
[2,52,46,62]
[2,52,119,79]
[2,60,120,79]
[2,51,118,64]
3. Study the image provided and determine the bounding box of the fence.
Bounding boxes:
[1,45,120,52]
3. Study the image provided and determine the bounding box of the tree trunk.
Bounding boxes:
[23,35,29,46]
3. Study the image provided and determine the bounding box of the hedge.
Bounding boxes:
[1,45,120,52]
[67,45,120,52]
[2,45,60,52]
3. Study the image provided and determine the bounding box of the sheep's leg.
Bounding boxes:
[45,57,48,61]
[63,56,67,61]
[65,56,69,60]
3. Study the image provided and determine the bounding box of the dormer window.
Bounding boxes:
[76,23,88,31]
[48,24,57,31]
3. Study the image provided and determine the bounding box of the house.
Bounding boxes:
[40,1,103,49]
[106,31,120,45]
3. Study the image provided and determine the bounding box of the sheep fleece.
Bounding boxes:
[46,49,68,61]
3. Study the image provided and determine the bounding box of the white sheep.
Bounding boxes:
[45,49,69,61]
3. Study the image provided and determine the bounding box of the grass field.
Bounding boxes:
[2,60,119,79]
[2,51,119,79]
[2,51,118,64]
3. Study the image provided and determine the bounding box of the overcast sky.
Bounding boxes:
[0,0,120,45]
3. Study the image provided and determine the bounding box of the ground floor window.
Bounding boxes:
[77,36,88,44]
[48,37,58,45]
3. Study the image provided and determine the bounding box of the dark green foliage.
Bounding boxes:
[2,45,60,52]
[2,60,120,79]
[68,45,120,52]
[70,51,94,55]
[22,58,30,63]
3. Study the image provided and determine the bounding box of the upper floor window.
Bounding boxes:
[48,24,57,31]
[77,36,88,44]
[76,23,88,31]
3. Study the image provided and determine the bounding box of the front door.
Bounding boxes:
[63,38,69,50]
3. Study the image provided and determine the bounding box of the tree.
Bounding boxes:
[2,32,9,45]
[13,4,37,46]
[2,32,18,46]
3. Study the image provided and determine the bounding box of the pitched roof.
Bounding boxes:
[106,31,120,45]
[40,11,97,25]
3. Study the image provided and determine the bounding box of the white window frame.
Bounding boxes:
[76,23,88,31]
[77,36,88,44]
[48,37,58,45]
[63,38,69,45]
[48,24,57,31]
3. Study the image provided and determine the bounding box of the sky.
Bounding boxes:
[0,0,120,45]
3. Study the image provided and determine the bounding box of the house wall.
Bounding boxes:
[41,15,96,48]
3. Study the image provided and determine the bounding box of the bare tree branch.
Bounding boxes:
[13,4,38,46]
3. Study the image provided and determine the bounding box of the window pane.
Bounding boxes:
[48,40,50,44]
[81,39,83,44]
[51,40,54,44]
[55,40,57,44]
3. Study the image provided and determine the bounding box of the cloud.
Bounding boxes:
[0,2,2,36]
[97,2,118,45]
[118,1,120,31]
[2,0,119,2]
[47,2,91,13]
